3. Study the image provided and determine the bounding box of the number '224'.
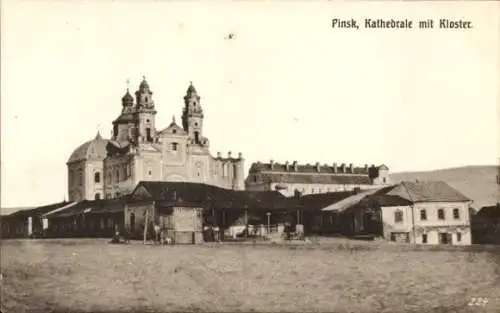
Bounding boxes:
[468,297,488,306]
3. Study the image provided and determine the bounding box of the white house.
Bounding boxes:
[324,181,473,245]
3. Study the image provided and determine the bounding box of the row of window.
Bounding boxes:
[70,168,130,187]
[94,192,121,200]
[394,208,461,223]
[421,208,461,221]
[290,186,360,194]
[421,232,462,243]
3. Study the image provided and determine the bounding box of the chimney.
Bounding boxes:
[228,151,232,158]
[340,163,346,173]
[285,161,290,171]
[349,163,353,173]
[217,152,222,158]
[364,164,369,173]
[293,160,298,171]
[270,159,275,170]
[315,162,320,172]
[333,163,338,173]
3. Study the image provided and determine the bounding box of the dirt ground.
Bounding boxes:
[1,238,500,313]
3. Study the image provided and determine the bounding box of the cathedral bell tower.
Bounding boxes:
[181,82,207,147]
[111,87,135,142]
[133,76,157,143]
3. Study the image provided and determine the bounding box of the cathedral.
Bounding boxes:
[66,78,245,202]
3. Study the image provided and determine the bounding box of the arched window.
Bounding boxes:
[79,169,83,186]
[394,210,403,223]
[115,169,120,183]
[94,193,101,200]
[94,172,101,183]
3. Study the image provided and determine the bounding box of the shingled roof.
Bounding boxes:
[389,181,471,203]
[5,201,72,219]
[256,172,373,185]
[130,181,299,211]
[46,199,127,218]
[324,181,470,213]
[295,191,354,211]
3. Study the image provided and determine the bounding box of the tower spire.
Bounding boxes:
[96,124,102,139]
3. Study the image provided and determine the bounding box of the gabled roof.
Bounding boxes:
[323,181,470,213]
[158,117,187,135]
[390,181,471,203]
[130,181,296,211]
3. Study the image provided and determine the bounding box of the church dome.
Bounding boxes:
[139,76,150,91]
[67,132,108,164]
[122,90,133,103]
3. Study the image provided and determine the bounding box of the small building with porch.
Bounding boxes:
[1,201,73,238]
[43,199,127,238]
[124,181,336,244]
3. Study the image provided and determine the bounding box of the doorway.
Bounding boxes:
[439,232,452,244]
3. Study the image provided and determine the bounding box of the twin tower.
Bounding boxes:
[67,77,245,202]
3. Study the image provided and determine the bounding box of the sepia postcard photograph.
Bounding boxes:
[1,1,499,313]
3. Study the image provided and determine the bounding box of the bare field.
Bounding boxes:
[1,239,500,313]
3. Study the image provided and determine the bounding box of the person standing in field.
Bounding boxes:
[154,223,160,244]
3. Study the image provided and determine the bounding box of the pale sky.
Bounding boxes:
[1,1,499,208]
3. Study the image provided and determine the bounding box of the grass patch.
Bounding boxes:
[1,238,500,313]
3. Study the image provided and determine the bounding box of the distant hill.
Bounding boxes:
[390,165,500,211]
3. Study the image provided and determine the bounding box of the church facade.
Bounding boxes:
[66,78,245,202]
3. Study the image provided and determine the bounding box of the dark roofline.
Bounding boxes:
[6,201,72,218]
